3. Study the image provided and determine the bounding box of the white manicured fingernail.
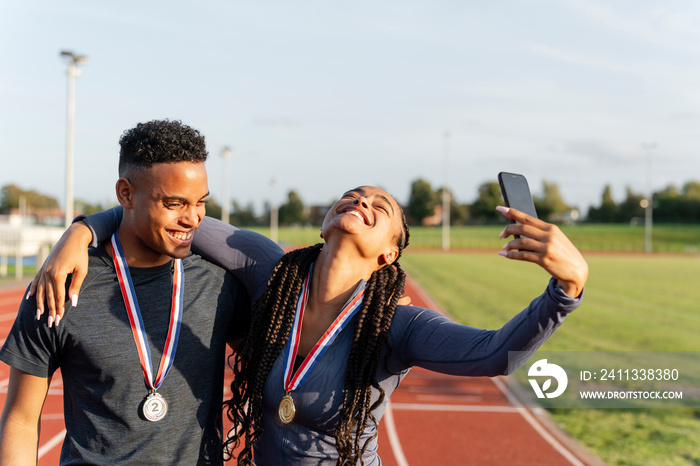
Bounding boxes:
[54,315,61,327]
[47,315,54,328]
[36,309,41,320]
[498,251,508,257]
[496,206,509,214]
[71,294,78,307]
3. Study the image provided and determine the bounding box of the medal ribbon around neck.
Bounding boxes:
[111,233,184,391]
[283,262,367,394]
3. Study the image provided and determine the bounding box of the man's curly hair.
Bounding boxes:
[118,119,208,176]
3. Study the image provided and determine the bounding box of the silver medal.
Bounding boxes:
[143,391,168,422]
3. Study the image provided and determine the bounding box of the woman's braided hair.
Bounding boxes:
[224,209,410,465]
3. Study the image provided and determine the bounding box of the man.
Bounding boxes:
[0,120,267,464]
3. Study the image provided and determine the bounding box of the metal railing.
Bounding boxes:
[0,225,65,279]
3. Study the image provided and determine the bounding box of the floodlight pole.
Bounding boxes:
[221,146,232,223]
[60,50,88,228]
[270,176,279,244]
[441,131,451,251]
[642,142,657,254]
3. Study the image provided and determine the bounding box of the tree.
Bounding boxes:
[587,184,617,222]
[469,181,503,223]
[655,183,700,223]
[205,197,223,221]
[75,199,106,216]
[656,184,680,200]
[231,200,258,226]
[682,181,700,200]
[407,179,437,225]
[435,187,467,225]
[616,187,645,222]
[586,181,700,223]
[279,190,306,225]
[0,184,60,213]
[534,181,571,221]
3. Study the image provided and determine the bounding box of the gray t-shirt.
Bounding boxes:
[0,245,250,465]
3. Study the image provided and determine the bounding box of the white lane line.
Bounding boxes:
[0,384,63,395]
[384,401,410,466]
[38,429,66,459]
[410,394,483,403]
[0,287,28,318]
[405,276,449,317]
[391,402,519,413]
[1,313,20,322]
[0,296,25,307]
[491,377,584,466]
[406,385,483,395]
[401,276,585,465]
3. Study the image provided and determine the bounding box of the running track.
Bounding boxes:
[0,279,601,465]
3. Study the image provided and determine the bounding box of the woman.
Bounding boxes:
[31,185,587,465]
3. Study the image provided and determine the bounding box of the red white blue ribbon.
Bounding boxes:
[111,233,184,390]
[283,263,366,393]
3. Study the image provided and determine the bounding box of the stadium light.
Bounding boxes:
[442,131,451,251]
[270,176,279,244]
[641,142,657,254]
[60,50,88,228]
[221,146,232,223]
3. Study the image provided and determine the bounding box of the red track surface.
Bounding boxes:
[1,279,598,465]
[1,284,64,465]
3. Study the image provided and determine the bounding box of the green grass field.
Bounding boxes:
[4,223,699,463]
[0,265,35,287]
[245,223,700,463]
[399,252,700,465]
[251,223,700,253]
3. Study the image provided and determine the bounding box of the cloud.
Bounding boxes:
[669,111,700,121]
[250,118,300,127]
[550,139,641,163]
[564,0,700,53]
[528,44,634,75]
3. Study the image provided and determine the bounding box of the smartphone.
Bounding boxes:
[498,172,538,238]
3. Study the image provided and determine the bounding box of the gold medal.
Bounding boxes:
[278,393,296,424]
[280,266,365,426]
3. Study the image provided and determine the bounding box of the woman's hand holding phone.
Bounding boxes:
[497,205,588,298]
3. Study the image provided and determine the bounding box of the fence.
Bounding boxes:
[0,225,65,279]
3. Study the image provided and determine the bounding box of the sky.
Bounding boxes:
[1,0,699,218]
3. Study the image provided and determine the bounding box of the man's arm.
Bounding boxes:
[0,368,52,464]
